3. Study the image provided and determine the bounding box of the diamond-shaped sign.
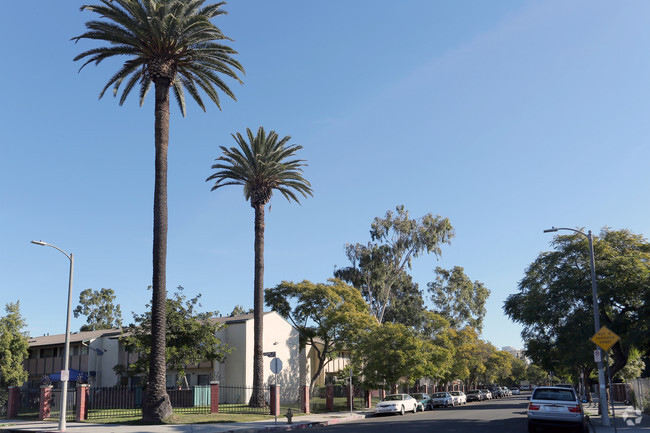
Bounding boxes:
[591,326,620,351]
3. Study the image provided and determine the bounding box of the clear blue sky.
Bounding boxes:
[2,1,649,351]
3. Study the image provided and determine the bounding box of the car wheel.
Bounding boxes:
[400,406,405,416]
[427,403,433,410]
[412,404,417,413]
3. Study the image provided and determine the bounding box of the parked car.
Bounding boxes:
[481,389,493,400]
[510,387,521,395]
[527,386,587,433]
[466,389,484,402]
[375,393,418,415]
[430,391,454,407]
[449,390,467,405]
[499,386,511,397]
[409,393,431,411]
[489,387,503,398]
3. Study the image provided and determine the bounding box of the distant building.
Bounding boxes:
[502,346,525,359]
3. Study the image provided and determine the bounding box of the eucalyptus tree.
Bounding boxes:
[73,0,243,421]
[206,126,312,406]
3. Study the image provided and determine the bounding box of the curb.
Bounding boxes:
[218,414,369,433]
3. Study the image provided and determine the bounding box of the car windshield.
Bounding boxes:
[410,394,424,399]
[467,390,479,394]
[383,395,403,401]
[533,389,576,401]
[450,391,459,395]
[432,393,446,398]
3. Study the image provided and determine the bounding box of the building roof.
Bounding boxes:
[27,329,123,347]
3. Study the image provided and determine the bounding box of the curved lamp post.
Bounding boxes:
[31,240,74,432]
[543,227,609,426]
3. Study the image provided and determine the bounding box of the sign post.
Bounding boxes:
[270,358,283,424]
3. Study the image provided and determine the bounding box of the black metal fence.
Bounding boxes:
[15,388,40,419]
[217,385,269,414]
[310,385,364,413]
[48,388,76,422]
[85,386,211,419]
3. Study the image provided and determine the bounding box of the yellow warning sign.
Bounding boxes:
[591,326,620,351]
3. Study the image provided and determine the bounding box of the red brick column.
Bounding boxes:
[380,389,386,400]
[364,390,372,409]
[269,385,281,416]
[210,382,220,414]
[7,387,21,419]
[346,386,352,408]
[39,386,52,420]
[325,385,334,411]
[300,385,310,414]
[76,384,89,421]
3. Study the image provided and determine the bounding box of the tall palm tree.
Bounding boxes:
[73,0,243,421]
[206,127,312,406]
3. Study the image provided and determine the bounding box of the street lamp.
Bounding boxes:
[31,240,74,432]
[543,227,610,426]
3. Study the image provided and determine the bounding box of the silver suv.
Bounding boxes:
[527,386,587,433]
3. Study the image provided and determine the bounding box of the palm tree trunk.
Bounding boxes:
[251,202,266,407]
[143,78,173,422]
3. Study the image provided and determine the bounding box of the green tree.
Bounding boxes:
[335,205,454,324]
[504,228,650,382]
[418,311,454,383]
[73,0,244,421]
[353,322,428,391]
[265,279,376,390]
[206,126,312,406]
[0,302,29,395]
[115,286,229,386]
[428,266,490,332]
[229,305,253,317]
[73,288,123,331]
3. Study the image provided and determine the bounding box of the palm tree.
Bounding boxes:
[72,0,243,421]
[206,127,312,406]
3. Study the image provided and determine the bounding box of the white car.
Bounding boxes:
[449,391,466,405]
[481,389,493,400]
[375,393,418,415]
[510,387,521,395]
[430,391,454,407]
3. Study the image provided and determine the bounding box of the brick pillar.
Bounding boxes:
[300,385,310,414]
[364,390,372,409]
[7,387,21,419]
[380,389,386,400]
[325,385,334,411]
[210,382,219,414]
[269,385,281,416]
[76,384,89,421]
[346,386,352,408]
[39,386,52,420]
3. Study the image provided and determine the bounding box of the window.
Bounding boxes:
[197,374,210,386]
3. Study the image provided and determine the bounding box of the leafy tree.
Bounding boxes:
[353,322,427,391]
[265,279,376,390]
[115,287,229,386]
[206,127,312,406]
[73,288,123,331]
[73,0,244,421]
[485,350,513,385]
[510,357,528,385]
[335,205,454,324]
[504,228,650,383]
[428,266,490,332]
[418,311,454,383]
[614,347,645,382]
[229,305,253,317]
[0,302,29,387]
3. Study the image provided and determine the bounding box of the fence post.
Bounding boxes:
[7,386,21,419]
[39,386,52,420]
[76,384,89,421]
[269,384,281,416]
[300,385,310,414]
[325,385,334,411]
[210,381,219,414]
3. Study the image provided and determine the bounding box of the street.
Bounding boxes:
[328,394,530,433]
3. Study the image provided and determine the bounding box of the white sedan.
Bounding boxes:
[449,390,467,405]
[375,393,419,415]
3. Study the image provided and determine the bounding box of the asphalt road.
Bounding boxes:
[328,394,531,433]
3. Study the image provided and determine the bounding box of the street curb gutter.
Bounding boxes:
[221,414,368,433]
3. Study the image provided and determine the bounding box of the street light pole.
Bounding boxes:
[31,240,74,432]
[543,227,610,426]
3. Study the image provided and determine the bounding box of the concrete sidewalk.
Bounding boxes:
[585,401,650,432]
[0,410,371,433]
